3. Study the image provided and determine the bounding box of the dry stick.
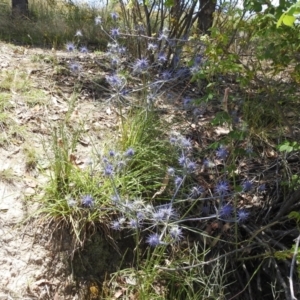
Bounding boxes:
[271,257,290,300]
[289,234,300,300]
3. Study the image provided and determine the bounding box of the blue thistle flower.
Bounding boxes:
[258,184,266,192]
[146,233,161,247]
[137,211,146,220]
[178,154,187,166]
[161,70,172,80]
[110,12,118,21]
[159,204,177,220]
[180,137,192,148]
[111,57,120,66]
[133,58,149,73]
[152,210,165,222]
[124,148,134,157]
[169,226,183,241]
[80,46,88,54]
[69,62,81,73]
[189,185,204,199]
[174,176,183,187]
[147,43,158,51]
[186,160,196,173]
[106,74,124,89]
[109,150,115,157]
[118,46,126,54]
[157,52,167,63]
[242,180,253,192]
[169,137,177,145]
[237,209,249,223]
[81,194,94,208]
[167,167,175,176]
[219,203,233,218]
[129,219,139,229]
[111,220,121,230]
[104,164,114,176]
[66,42,75,52]
[215,180,230,195]
[216,145,228,160]
[111,28,120,38]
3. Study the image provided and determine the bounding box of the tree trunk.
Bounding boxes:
[12,0,29,16]
[197,0,216,34]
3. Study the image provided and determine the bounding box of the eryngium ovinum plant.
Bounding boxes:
[65,12,206,115]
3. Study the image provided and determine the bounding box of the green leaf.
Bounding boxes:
[282,14,296,26]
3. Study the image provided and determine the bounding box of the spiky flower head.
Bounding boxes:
[69,62,81,73]
[242,180,253,192]
[157,52,167,63]
[146,233,161,247]
[111,220,121,230]
[174,176,183,187]
[129,219,139,229]
[189,185,204,199]
[133,58,149,73]
[216,145,228,160]
[169,226,183,241]
[124,148,135,157]
[106,74,124,89]
[147,43,158,51]
[111,28,120,38]
[80,46,88,54]
[66,42,76,52]
[167,167,175,176]
[215,180,230,196]
[178,154,187,166]
[180,137,192,149]
[237,209,249,223]
[161,70,172,80]
[169,137,177,145]
[104,164,114,176]
[110,12,118,21]
[81,194,94,208]
[118,46,126,54]
[219,203,233,218]
[186,160,196,173]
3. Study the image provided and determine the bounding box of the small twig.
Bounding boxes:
[271,257,290,300]
[289,234,300,300]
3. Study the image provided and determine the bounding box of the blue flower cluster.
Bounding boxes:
[65,148,135,210]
